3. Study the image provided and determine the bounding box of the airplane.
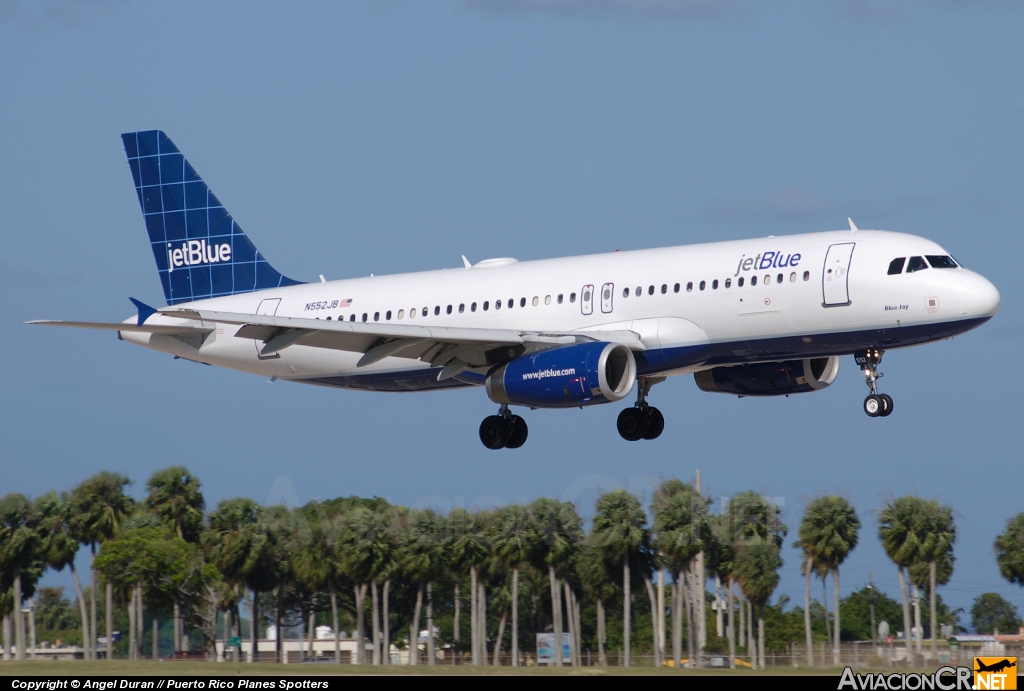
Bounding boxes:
[30,130,1001,449]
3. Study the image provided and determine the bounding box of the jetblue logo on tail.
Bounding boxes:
[167,240,231,272]
[122,130,303,305]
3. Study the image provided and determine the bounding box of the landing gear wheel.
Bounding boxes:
[506,415,529,449]
[863,394,883,418]
[617,407,649,441]
[479,415,510,450]
[879,394,894,417]
[642,407,665,440]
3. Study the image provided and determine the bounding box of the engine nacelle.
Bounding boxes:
[694,356,840,397]
[486,342,637,408]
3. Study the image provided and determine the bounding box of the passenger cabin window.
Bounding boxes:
[686,282,693,292]
[661,284,667,294]
[508,299,514,309]
[803,271,810,281]
[648,285,655,295]
[699,280,706,291]
[751,276,757,286]
[623,287,630,298]
[737,277,744,287]
[906,256,928,273]
[674,283,680,293]
[635,286,642,296]
[712,279,719,289]
[725,278,732,288]
[888,257,906,275]
[926,255,958,269]
[557,294,564,304]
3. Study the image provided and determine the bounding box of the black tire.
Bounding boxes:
[617,407,649,441]
[479,415,509,449]
[863,394,883,418]
[642,407,665,440]
[879,394,894,417]
[506,415,529,449]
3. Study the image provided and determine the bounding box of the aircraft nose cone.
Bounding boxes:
[959,274,1000,318]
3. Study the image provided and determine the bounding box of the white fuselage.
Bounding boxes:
[120,229,1000,392]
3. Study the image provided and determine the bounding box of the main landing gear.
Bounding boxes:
[617,376,665,441]
[857,347,894,418]
[479,405,529,450]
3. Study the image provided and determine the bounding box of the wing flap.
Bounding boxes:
[26,320,213,336]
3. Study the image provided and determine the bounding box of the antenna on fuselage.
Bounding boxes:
[462,255,472,268]
[848,218,859,232]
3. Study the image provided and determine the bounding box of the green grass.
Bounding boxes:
[0,659,849,676]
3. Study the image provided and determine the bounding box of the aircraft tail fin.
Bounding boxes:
[121,130,303,306]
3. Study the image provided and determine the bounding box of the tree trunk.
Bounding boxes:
[511,568,519,667]
[573,594,581,667]
[758,603,765,670]
[822,579,831,650]
[597,598,606,666]
[563,580,576,666]
[695,552,706,658]
[249,590,258,663]
[152,615,158,661]
[470,568,478,665]
[106,581,113,660]
[173,600,181,654]
[2,615,9,661]
[410,583,423,666]
[715,574,723,637]
[897,567,911,663]
[13,570,24,660]
[803,560,813,666]
[370,580,380,665]
[221,605,230,663]
[382,579,391,665]
[136,585,145,660]
[738,588,744,653]
[684,573,694,665]
[427,582,435,666]
[833,568,841,666]
[478,581,487,665]
[929,561,938,659]
[657,569,666,665]
[128,586,137,660]
[727,577,736,670]
[643,576,659,667]
[747,596,754,655]
[547,565,562,667]
[306,611,314,661]
[330,588,340,665]
[70,564,91,661]
[623,559,631,668]
[90,550,98,661]
[453,582,460,664]
[28,601,35,659]
[672,580,682,669]
[275,588,283,664]
[913,585,923,656]
[493,613,506,666]
[354,582,366,665]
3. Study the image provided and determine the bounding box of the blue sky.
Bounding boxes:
[2,0,1022,628]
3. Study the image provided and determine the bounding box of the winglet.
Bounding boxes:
[462,255,472,269]
[848,217,859,232]
[129,297,158,326]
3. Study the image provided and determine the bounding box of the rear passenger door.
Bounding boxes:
[581,284,594,315]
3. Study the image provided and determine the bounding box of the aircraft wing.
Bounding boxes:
[26,320,214,336]
[160,308,643,379]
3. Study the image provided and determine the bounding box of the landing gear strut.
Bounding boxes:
[856,347,893,418]
[479,404,529,450]
[617,377,665,441]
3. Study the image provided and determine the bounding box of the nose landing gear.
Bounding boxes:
[479,404,529,450]
[857,348,893,418]
[617,376,666,441]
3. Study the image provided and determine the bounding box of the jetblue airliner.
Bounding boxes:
[31,131,1001,449]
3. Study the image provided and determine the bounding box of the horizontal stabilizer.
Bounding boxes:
[27,320,213,336]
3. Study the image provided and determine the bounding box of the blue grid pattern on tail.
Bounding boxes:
[121,130,302,306]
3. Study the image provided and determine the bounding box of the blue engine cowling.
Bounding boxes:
[485,342,637,408]
[693,356,840,396]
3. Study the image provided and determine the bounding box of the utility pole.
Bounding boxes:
[868,572,877,652]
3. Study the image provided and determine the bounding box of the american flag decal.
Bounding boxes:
[340,299,352,307]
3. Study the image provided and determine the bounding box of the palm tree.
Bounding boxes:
[705,515,736,668]
[491,504,530,667]
[797,496,860,665]
[35,491,91,660]
[878,495,929,664]
[69,471,133,661]
[576,543,616,665]
[733,542,782,670]
[0,493,41,660]
[448,508,491,665]
[527,498,583,668]
[995,511,1024,592]
[340,504,396,665]
[651,479,707,668]
[592,489,649,668]
[398,508,445,665]
[909,501,954,658]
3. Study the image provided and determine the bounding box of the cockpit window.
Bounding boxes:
[887,258,906,275]
[906,256,929,273]
[925,255,958,269]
